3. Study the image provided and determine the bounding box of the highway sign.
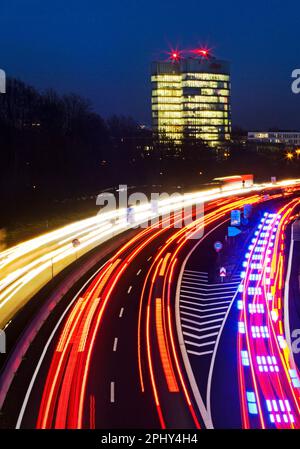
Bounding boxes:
[231,210,241,226]
[214,241,223,252]
[228,226,242,237]
[220,267,226,277]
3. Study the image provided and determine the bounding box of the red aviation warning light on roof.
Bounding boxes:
[191,47,210,58]
[168,48,182,62]
[166,46,212,62]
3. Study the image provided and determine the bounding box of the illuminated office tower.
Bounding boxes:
[151,50,231,147]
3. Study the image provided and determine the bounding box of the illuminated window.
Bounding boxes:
[151,64,231,144]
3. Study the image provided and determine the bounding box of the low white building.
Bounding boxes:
[248,131,300,146]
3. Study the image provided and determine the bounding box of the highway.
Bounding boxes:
[237,200,300,428]
[0,179,298,330]
[1,182,300,429]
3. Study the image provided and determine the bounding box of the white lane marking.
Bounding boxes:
[113,338,118,352]
[15,261,108,429]
[182,324,221,333]
[175,217,230,430]
[185,340,215,347]
[181,291,235,299]
[127,286,132,294]
[183,273,239,285]
[147,256,152,261]
[180,298,232,306]
[182,277,208,283]
[185,339,217,348]
[181,281,238,291]
[180,310,227,319]
[110,382,115,403]
[136,269,142,276]
[185,270,208,275]
[183,331,218,341]
[202,281,239,287]
[186,341,215,348]
[180,304,229,313]
[188,350,214,356]
[181,316,224,326]
[182,279,239,288]
[183,272,207,277]
[181,291,237,299]
[119,307,124,318]
[180,294,234,303]
[182,278,237,286]
[206,288,239,425]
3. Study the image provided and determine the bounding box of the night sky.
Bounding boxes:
[1,0,300,130]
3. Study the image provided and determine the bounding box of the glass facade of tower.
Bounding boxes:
[151,58,231,147]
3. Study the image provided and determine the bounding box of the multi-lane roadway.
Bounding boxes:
[1,183,300,429]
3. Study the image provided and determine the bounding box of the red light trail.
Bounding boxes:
[36,193,271,429]
[237,199,300,428]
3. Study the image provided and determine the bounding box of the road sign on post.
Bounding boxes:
[214,241,223,253]
[231,210,241,226]
[228,226,242,237]
[220,267,226,276]
[220,266,226,282]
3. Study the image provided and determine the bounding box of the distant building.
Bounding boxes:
[151,50,231,148]
[248,131,300,146]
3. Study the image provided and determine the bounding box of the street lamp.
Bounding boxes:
[286,152,294,161]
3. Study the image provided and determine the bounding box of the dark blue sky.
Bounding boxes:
[1,0,300,129]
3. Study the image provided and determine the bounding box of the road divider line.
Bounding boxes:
[113,338,118,352]
[110,382,115,403]
[119,307,124,318]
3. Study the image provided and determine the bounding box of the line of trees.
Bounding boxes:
[2,77,297,226]
[0,78,153,220]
